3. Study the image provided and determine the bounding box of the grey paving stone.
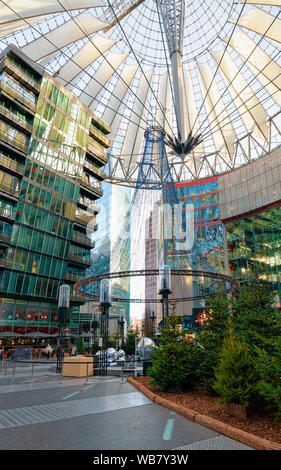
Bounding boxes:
[0,391,152,429]
[174,435,255,450]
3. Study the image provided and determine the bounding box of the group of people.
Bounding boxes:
[43,344,77,359]
[0,344,78,361]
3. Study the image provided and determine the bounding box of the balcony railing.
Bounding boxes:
[83,159,106,179]
[0,78,36,113]
[0,232,11,244]
[68,251,91,266]
[0,103,33,134]
[0,207,15,220]
[66,272,84,283]
[91,116,111,135]
[87,138,108,165]
[77,197,100,214]
[0,128,29,154]
[74,212,95,226]
[0,180,19,197]
[0,154,24,176]
[81,175,103,197]
[89,124,111,148]
[70,294,87,303]
[2,57,41,94]
[72,232,94,248]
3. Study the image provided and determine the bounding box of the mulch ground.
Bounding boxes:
[135,377,281,445]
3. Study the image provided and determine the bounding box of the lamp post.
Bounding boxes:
[158,265,171,321]
[99,279,111,376]
[150,307,156,336]
[56,284,70,374]
[91,314,99,354]
[118,308,126,345]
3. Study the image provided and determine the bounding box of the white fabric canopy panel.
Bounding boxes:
[0,0,104,23]
[227,31,281,107]
[211,50,268,140]
[22,13,108,62]
[122,68,154,170]
[55,35,116,85]
[238,0,281,6]
[237,7,281,45]
[102,63,139,138]
[78,52,128,108]
[197,62,236,160]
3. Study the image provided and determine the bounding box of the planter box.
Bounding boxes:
[62,355,93,378]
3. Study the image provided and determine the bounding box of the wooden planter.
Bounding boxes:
[225,403,252,418]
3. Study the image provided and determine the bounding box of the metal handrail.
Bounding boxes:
[0,128,29,154]
[0,153,25,175]
[0,180,19,197]
[2,57,41,93]
[0,103,33,133]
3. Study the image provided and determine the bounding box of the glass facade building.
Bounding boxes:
[0,45,110,346]
[165,177,224,325]
[89,180,131,329]
[226,202,281,302]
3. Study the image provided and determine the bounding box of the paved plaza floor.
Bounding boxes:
[0,360,254,451]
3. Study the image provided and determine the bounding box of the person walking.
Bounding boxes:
[45,344,53,360]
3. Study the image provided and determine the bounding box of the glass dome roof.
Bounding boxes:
[0,0,280,184]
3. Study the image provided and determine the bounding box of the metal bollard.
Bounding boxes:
[120,361,123,383]
[121,361,126,384]
[31,361,34,382]
[84,361,89,384]
[12,360,16,380]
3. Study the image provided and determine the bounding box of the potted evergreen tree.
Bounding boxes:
[149,316,198,392]
[76,336,86,355]
[213,327,257,418]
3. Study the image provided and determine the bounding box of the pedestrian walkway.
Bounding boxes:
[0,373,254,450]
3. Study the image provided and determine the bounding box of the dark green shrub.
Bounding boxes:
[233,277,281,356]
[149,316,198,392]
[76,336,86,355]
[213,332,257,407]
[195,291,232,392]
[255,338,281,421]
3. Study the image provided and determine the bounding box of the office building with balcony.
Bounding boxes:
[0,45,110,346]
[81,181,131,338]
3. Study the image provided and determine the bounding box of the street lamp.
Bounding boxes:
[158,265,171,321]
[56,284,70,374]
[118,308,126,345]
[99,279,111,376]
[91,312,99,354]
[149,306,156,336]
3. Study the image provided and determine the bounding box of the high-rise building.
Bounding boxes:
[87,181,131,332]
[144,201,162,328]
[0,45,110,346]
[144,176,224,329]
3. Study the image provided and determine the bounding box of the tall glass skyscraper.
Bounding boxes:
[0,45,109,345]
[91,180,131,328]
